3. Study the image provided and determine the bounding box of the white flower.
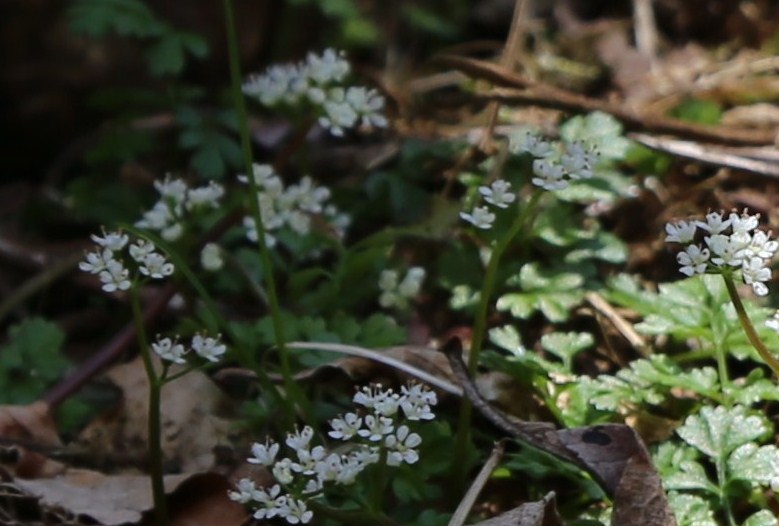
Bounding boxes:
[479,180,516,209]
[91,231,129,251]
[697,211,731,234]
[191,334,226,363]
[665,220,697,244]
[740,230,779,260]
[400,384,437,420]
[154,176,188,205]
[510,130,555,158]
[398,267,426,297]
[272,457,295,485]
[305,48,350,84]
[460,206,496,229]
[239,163,277,187]
[283,498,313,524]
[98,259,131,292]
[319,88,358,136]
[243,64,302,106]
[741,257,772,296]
[705,234,743,267]
[676,244,710,276]
[328,412,362,440]
[152,337,187,364]
[161,222,184,242]
[228,478,262,503]
[560,141,596,179]
[200,243,223,271]
[345,86,387,129]
[357,414,394,442]
[129,239,156,262]
[286,426,314,453]
[385,425,422,466]
[136,201,175,231]
[186,181,224,209]
[79,248,113,274]
[139,252,174,279]
[729,211,760,235]
[248,440,279,466]
[291,176,331,214]
[531,159,568,191]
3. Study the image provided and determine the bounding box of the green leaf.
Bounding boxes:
[0,318,69,404]
[560,111,631,161]
[664,459,718,493]
[497,263,585,322]
[540,332,593,368]
[727,442,779,490]
[669,98,723,125]
[489,325,527,357]
[677,405,770,460]
[743,510,778,526]
[146,33,186,76]
[69,0,165,38]
[666,492,717,526]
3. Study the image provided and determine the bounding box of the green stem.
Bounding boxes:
[307,500,397,526]
[722,273,779,378]
[130,284,169,526]
[223,0,311,424]
[715,455,737,526]
[369,446,389,513]
[451,190,543,492]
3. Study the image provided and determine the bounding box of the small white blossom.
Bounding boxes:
[304,48,350,84]
[665,220,698,244]
[385,425,422,466]
[742,257,772,296]
[358,414,394,442]
[286,426,314,453]
[283,498,313,524]
[729,211,760,235]
[186,181,224,209]
[328,412,362,440]
[560,141,596,179]
[272,457,295,485]
[345,86,387,129]
[129,239,156,263]
[79,248,113,274]
[706,234,743,267]
[98,259,131,292]
[510,130,555,158]
[91,231,129,252]
[154,176,188,205]
[248,440,280,466]
[228,478,262,504]
[697,211,731,234]
[319,87,358,136]
[138,252,174,279]
[191,333,226,363]
[460,206,496,229]
[766,311,779,333]
[479,180,516,209]
[531,159,568,191]
[152,337,187,364]
[200,243,224,271]
[676,245,710,276]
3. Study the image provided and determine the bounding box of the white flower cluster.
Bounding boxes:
[151,333,226,364]
[136,176,225,242]
[460,179,516,230]
[240,163,349,248]
[79,231,174,292]
[665,210,778,296]
[378,267,426,309]
[509,130,599,191]
[229,383,437,524]
[242,48,388,136]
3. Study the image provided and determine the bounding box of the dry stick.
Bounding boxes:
[447,440,507,526]
[632,0,659,68]
[585,291,649,357]
[629,132,779,177]
[435,55,778,146]
[479,0,528,153]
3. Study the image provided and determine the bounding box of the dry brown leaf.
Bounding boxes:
[0,401,65,478]
[80,356,232,473]
[471,492,562,526]
[15,468,188,525]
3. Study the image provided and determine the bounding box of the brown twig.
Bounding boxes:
[436,54,778,146]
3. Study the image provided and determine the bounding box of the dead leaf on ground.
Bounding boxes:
[471,492,562,526]
[14,468,246,526]
[79,356,233,473]
[0,401,65,478]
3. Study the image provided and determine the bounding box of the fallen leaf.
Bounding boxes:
[0,401,65,478]
[471,492,562,526]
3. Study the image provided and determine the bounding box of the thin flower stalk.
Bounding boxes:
[223,0,310,424]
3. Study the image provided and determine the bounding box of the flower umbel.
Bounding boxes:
[665,210,778,296]
[229,382,437,524]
